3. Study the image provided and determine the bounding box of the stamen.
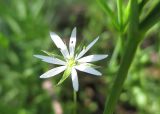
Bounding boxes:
[67,58,76,67]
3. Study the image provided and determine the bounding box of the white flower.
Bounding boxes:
[34,27,108,91]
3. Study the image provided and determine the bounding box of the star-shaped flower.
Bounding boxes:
[34,27,108,91]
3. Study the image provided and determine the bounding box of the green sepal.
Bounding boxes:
[57,66,72,85]
[85,63,101,69]
[76,62,101,69]
[41,50,52,55]
[41,50,65,61]
[75,41,86,55]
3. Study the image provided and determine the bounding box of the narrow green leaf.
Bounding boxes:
[140,1,160,33]
[13,0,26,20]
[123,0,131,29]
[4,16,22,34]
[139,0,148,12]
[117,0,123,31]
[96,0,119,30]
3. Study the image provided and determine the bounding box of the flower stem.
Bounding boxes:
[109,36,121,68]
[103,0,140,114]
[73,91,77,114]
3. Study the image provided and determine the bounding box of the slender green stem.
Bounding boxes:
[103,0,140,114]
[109,35,121,68]
[104,39,140,114]
[158,31,160,61]
[103,0,160,114]
[73,91,77,114]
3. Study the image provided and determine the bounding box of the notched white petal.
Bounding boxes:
[69,27,77,57]
[40,66,66,78]
[76,37,99,59]
[50,32,69,58]
[78,54,108,63]
[75,64,102,76]
[71,68,79,91]
[34,55,66,65]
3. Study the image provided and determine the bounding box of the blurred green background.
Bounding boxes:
[0,0,160,114]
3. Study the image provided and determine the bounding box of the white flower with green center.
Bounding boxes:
[34,27,108,91]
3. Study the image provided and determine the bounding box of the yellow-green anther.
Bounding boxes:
[68,58,76,67]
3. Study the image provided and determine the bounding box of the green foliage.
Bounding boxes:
[0,0,160,114]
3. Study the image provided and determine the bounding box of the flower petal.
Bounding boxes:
[40,66,66,78]
[71,68,79,91]
[50,32,69,58]
[76,37,99,59]
[69,27,77,57]
[78,54,108,63]
[34,55,66,65]
[75,64,102,76]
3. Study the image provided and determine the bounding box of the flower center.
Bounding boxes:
[67,58,76,67]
